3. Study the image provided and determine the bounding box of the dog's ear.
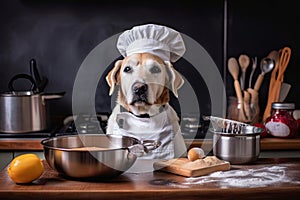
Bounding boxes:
[106,60,123,96]
[164,61,184,98]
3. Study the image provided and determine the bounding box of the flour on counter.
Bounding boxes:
[183,166,295,188]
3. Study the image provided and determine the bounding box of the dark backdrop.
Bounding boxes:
[0,0,299,128]
[0,0,223,123]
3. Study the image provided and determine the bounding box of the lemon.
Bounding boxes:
[7,153,44,184]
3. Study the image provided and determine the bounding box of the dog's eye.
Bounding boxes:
[150,66,161,74]
[124,66,132,73]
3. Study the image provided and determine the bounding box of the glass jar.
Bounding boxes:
[227,96,260,124]
[265,102,298,138]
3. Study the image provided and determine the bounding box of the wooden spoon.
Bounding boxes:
[228,57,243,103]
[238,54,250,90]
[228,57,246,121]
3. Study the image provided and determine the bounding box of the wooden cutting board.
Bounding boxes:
[153,156,231,177]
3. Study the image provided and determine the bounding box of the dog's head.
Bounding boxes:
[106,53,184,116]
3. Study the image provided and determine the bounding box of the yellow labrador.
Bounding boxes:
[106,53,187,159]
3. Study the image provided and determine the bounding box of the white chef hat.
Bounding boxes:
[117,24,186,62]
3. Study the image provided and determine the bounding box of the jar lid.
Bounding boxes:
[271,102,295,110]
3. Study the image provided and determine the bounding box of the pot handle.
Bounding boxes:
[8,73,37,92]
[42,92,66,100]
[42,92,65,105]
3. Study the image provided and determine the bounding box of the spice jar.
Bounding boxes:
[265,102,298,138]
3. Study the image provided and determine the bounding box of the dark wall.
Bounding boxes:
[0,0,298,126]
[226,0,300,112]
[0,0,223,121]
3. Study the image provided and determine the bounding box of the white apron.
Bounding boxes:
[109,104,187,159]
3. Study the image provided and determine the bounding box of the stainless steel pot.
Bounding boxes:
[0,73,64,133]
[41,134,161,179]
[212,125,263,164]
[0,91,63,133]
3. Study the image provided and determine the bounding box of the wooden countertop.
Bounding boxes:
[0,158,300,199]
[1,137,300,151]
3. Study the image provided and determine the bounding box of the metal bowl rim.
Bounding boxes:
[209,127,264,136]
[41,134,141,151]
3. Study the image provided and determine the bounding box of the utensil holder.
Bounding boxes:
[227,96,260,124]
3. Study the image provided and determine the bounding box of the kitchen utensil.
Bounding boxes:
[209,116,263,164]
[248,57,257,88]
[263,50,280,122]
[228,57,242,100]
[263,47,291,121]
[209,116,249,133]
[41,134,160,179]
[279,82,291,102]
[238,54,250,90]
[243,90,251,121]
[274,47,291,101]
[153,157,230,177]
[30,58,48,92]
[253,57,275,91]
[0,74,64,133]
[228,57,246,122]
[30,59,41,88]
[267,50,280,93]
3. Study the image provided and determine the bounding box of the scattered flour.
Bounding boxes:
[182,166,294,188]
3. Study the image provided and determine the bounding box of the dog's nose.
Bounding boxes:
[132,82,148,95]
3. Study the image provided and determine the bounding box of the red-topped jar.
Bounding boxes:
[265,102,298,138]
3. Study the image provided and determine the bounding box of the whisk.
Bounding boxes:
[209,116,259,134]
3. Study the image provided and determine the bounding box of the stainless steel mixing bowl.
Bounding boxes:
[212,125,263,164]
[41,134,160,179]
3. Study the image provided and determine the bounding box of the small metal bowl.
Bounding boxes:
[211,124,263,164]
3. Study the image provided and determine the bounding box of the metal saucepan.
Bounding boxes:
[41,134,161,179]
[0,73,64,133]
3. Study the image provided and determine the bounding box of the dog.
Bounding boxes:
[105,53,187,159]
